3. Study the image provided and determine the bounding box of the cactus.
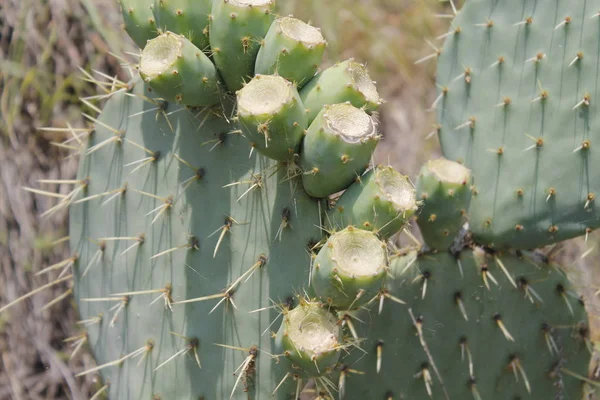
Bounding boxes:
[342,249,592,399]
[300,103,380,198]
[416,158,472,250]
[139,31,221,106]
[236,74,307,161]
[119,0,157,48]
[254,16,327,88]
[328,165,418,238]
[435,0,600,249]
[8,0,599,399]
[153,0,212,51]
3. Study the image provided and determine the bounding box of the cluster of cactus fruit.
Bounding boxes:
[6,0,600,398]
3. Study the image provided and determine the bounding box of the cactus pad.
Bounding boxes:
[69,82,322,399]
[436,0,600,249]
[342,249,592,399]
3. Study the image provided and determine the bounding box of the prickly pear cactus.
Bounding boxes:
[342,249,592,399]
[11,0,599,399]
[436,0,600,249]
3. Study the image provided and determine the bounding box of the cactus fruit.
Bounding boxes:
[300,103,380,198]
[274,300,342,377]
[300,59,382,124]
[153,0,212,51]
[416,158,472,250]
[255,16,327,88]
[209,0,275,92]
[139,31,221,106]
[328,165,418,238]
[119,0,157,48]
[236,74,307,161]
[343,249,592,399]
[12,0,599,399]
[311,226,388,310]
[436,0,600,249]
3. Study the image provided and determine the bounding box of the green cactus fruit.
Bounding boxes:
[436,0,600,249]
[300,103,380,198]
[119,0,158,48]
[416,158,472,250]
[209,0,275,92]
[311,226,388,310]
[139,31,220,106]
[300,59,381,125]
[341,249,592,399]
[328,166,418,238]
[69,80,323,399]
[255,16,327,88]
[236,74,308,161]
[152,0,212,51]
[274,300,342,377]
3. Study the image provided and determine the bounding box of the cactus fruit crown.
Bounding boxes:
[10,0,599,399]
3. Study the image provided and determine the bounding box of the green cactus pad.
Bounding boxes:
[328,166,418,238]
[436,0,600,249]
[255,17,326,88]
[236,74,308,161]
[209,0,275,92]
[139,32,220,106]
[416,158,472,250]
[311,227,388,310]
[274,300,342,377]
[342,249,592,399]
[300,103,379,198]
[119,0,158,48]
[300,59,381,124]
[69,81,322,399]
[153,0,212,51]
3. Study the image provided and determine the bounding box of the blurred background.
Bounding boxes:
[1,0,599,398]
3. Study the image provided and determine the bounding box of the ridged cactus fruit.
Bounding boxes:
[416,158,472,250]
[255,16,327,88]
[300,59,382,124]
[311,227,388,310]
[119,0,157,48]
[209,0,275,92]
[69,82,322,399]
[139,31,220,106]
[343,249,591,399]
[300,103,380,198]
[236,74,307,161]
[328,165,418,238]
[274,300,342,378]
[153,0,212,50]
[436,0,600,249]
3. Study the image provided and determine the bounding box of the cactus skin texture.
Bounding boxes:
[236,74,308,161]
[300,59,382,125]
[255,17,327,88]
[311,227,388,310]
[153,0,212,51]
[119,0,157,48]
[300,103,380,198]
[139,32,220,106]
[70,82,322,399]
[416,158,472,250]
[209,0,275,92]
[342,249,592,399]
[329,165,418,238]
[436,0,600,249]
